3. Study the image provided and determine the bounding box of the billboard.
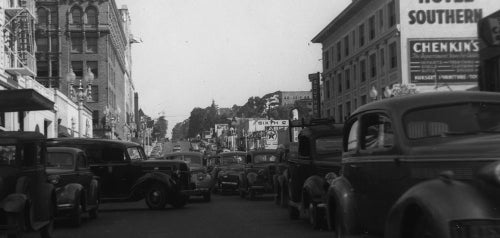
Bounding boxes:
[214,124,228,137]
[408,38,479,83]
[308,73,321,118]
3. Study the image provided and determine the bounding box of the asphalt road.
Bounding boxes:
[42,194,333,238]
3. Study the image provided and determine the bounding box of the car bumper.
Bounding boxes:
[182,188,211,196]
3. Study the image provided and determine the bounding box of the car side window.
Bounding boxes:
[346,119,360,152]
[102,147,126,162]
[21,143,36,167]
[127,147,143,160]
[361,113,394,150]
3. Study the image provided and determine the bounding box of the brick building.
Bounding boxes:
[313,0,497,123]
[35,0,134,139]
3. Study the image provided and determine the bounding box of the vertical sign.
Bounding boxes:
[309,72,321,118]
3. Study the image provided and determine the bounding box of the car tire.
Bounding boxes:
[289,205,299,220]
[71,196,83,227]
[203,192,211,202]
[145,183,168,210]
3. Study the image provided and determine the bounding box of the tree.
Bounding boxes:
[188,108,206,138]
[152,116,168,141]
[172,119,189,141]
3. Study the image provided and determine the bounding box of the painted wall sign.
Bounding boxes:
[409,38,479,83]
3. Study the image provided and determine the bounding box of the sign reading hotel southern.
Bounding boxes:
[400,0,497,86]
[409,38,479,83]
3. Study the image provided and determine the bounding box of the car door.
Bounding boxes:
[76,152,93,193]
[92,146,129,198]
[288,135,312,203]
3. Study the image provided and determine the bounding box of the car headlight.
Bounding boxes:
[247,172,258,184]
[48,174,60,185]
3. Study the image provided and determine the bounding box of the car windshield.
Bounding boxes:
[253,154,276,164]
[404,102,500,139]
[47,152,74,169]
[127,147,146,160]
[220,155,244,165]
[0,145,16,166]
[316,137,343,155]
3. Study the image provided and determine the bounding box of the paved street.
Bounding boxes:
[45,194,332,238]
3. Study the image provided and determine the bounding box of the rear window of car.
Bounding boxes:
[220,155,244,165]
[316,136,343,156]
[47,152,73,169]
[253,154,276,163]
[404,102,500,140]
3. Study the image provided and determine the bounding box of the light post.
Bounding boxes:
[369,86,392,101]
[104,106,120,140]
[66,67,94,137]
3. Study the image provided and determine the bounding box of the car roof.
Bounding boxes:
[352,91,500,116]
[0,131,45,141]
[299,124,344,138]
[219,151,246,156]
[48,138,141,148]
[164,152,203,157]
[47,147,84,154]
[248,150,276,155]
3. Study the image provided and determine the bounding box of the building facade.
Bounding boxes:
[35,0,134,140]
[313,0,498,123]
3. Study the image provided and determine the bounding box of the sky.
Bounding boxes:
[115,0,351,137]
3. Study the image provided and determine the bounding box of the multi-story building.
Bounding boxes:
[280,91,312,106]
[313,0,497,123]
[35,0,134,139]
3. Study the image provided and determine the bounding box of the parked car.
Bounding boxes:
[161,152,213,201]
[173,144,181,152]
[286,121,344,229]
[212,151,246,194]
[47,138,190,210]
[326,91,500,238]
[46,147,99,226]
[238,150,278,200]
[273,142,297,207]
[0,132,55,238]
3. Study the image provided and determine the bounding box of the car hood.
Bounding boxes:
[189,164,206,173]
[219,164,245,172]
[46,168,74,175]
[408,134,500,158]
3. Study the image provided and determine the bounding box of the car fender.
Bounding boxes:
[326,176,360,234]
[56,183,83,205]
[131,172,175,196]
[0,193,28,213]
[386,178,497,238]
[303,175,326,204]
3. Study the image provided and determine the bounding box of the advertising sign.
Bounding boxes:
[214,124,228,137]
[409,38,479,83]
[254,120,288,132]
[308,73,321,118]
[264,126,278,149]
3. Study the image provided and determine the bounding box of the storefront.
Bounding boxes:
[478,10,500,91]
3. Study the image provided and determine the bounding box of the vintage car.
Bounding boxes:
[212,151,246,194]
[47,138,190,210]
[285,120,344,229]
[326,91,500,238]
[238,150,278,200]
[46,147,99,226]
[273,142,297,207]
[161,152,213,202]
[0,132,55,238]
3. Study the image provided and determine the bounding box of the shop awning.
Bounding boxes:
[0,89,54,112]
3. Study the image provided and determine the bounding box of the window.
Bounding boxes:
[71,33,83,53]
[86,34,98,53]
[92,110,99,125]
[323,50,330,69]
[361,113,394,150]
[346,119,359,151]
[360,59,367,82]
[359,24,365,47]
[379,9,384,29]
[351,30,356,50]
[50,35,58,52]
[127,147,144,161]
[388,1,396,27]
[389,42,397,69]
[90,85,98,102]
[344,35,349,56]
[37,8,48,27]
[71,7,83,25]
[87,61,98,78]
[369,16,375,40]
[36,37,48,52]
[50,8,58,27]
[46,152,74,169]
[370,54,377,78]
[336,42,341,61]
[337,73,342,93]
[338,105,343,123]
[345,69,350,89]
[380,48,385,68]
[37,61,49,77]
[325,80,330,99]
[71,61,83,77]
[85,7,98,26]
[51,60,59,77]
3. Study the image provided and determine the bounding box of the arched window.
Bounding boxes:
[71,7,82,25]
[85,7,98,26]
[37,8,48,26]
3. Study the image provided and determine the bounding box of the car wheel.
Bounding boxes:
[203,192,211,202]
[145,183,167,210]
[71,196,83,227]
[288,205,299,220]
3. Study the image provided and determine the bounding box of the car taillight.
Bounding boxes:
[451,220,500,238]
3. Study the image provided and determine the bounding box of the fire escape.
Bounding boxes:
[4,0,36,77]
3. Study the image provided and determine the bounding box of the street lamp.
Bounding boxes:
[66,67,94,137]
[104,106,120,140]
[369,86,379,101]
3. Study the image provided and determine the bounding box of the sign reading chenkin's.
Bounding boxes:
[409,38,479,83]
